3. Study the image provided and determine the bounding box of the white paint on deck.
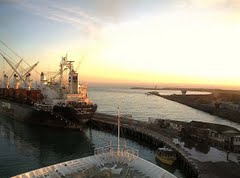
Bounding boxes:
[12,145,176,178]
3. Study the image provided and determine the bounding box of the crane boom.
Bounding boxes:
[0,53,27,84]
[9,59,23,80]
[22,61,39,77]
[50,67,68,81]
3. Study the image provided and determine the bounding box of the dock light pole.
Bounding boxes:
[117,107,120,155]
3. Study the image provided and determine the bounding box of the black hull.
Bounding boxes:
[0,99,97,129]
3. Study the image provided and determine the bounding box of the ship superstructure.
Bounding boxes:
[0,46,97,129]
[39,55,91,106]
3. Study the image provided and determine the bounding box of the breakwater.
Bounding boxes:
[90,113,199,178]
[90,113,240,178]
[159,94,240,125]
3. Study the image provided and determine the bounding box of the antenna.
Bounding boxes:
[117,107,120,154]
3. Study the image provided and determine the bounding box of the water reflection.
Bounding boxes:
[0,115,185,178]
[88,87,240,130]
[0,115,94,177]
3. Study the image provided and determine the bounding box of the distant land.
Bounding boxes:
[132,87,240,125]
[131,87,240,94]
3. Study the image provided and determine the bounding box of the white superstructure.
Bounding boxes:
[38,55,91,106]
[12,145,176,178]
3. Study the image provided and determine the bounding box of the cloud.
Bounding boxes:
[18,1,106,35]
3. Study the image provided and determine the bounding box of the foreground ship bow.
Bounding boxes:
[12,109,176,178]
[0,53,97,128]
[11,145,176,178]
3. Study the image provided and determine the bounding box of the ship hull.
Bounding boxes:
[0,99,96,129]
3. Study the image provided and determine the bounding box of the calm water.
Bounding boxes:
[88,87,240,130]
[0,115,184,178]
[1,86,240,178]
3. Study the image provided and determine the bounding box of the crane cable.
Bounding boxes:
[0,39,41,76]
[0,40,41,84]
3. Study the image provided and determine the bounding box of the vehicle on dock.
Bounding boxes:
[0,45,97,129]
[156,147,177,166]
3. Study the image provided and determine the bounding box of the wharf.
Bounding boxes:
[90,113,198,178]
[90,113,240,178]
[159,94,240,125]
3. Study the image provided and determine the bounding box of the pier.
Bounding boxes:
[90,113,240,178]
[89,113,199,178]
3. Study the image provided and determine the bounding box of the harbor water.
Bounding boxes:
[1,86,240,178]
[0,114,184,178]
[88,86,240,130]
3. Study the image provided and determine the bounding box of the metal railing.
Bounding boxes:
[94,145,139,158]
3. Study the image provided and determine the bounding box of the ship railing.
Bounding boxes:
[94,145,139,160]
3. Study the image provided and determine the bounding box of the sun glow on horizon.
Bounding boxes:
[1,1,240,89]
[77,9,240,89]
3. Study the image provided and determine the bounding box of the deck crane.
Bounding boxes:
[0,53,26,85]
[0,54,23,88]
[49,67,68,83]
[0,53,39,90]
[22,61,39,89]
[8,59,23,80]
[22,61,39,78]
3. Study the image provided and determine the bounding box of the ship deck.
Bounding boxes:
[12,145,176,178]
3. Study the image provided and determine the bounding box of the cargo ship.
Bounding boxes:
[0,51,97,129]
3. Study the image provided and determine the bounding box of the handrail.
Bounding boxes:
[94,145,139,157]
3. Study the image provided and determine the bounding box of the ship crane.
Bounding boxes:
[0,53,27,85]
[22,61,39,78]
[8,59,23,81]
[0,53,39,90]
[22,61,39,90]
[1,58,23,89]
[49,67,68,83]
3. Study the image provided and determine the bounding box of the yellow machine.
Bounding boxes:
[156,147,176,166]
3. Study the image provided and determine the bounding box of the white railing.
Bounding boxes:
[94,145,139,158]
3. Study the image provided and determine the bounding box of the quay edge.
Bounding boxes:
[89,112,200,178]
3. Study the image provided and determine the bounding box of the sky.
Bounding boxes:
[1,0,240,89]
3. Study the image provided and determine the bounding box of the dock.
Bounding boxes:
[90,113,199,178]
[90,113,240,178]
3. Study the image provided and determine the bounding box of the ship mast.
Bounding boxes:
[117,107,120,154]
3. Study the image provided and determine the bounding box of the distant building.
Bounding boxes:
[182,121,240,153]
[149,118,240,153]
[232,135,240,153]
[219,102,240,111]
[148,118,186,131]
[208,129,225,148]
